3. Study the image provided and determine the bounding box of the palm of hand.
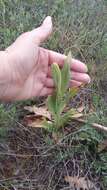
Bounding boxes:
[4,16,90,101]
[7,35,50,100]
[16,46,50,100]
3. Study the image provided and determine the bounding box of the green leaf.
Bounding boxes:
[47,93,57,116]
[43,120,54,132]
[51,63,61,96]
[57,99,66,115]
[61,52,71,95]
[59,109,76,127]
[47,52,76,132]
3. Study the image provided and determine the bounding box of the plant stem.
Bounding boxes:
[73,118,107,133]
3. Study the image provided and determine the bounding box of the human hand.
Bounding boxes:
[1,16,90,101]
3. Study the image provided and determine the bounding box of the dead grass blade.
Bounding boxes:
[65,176,98,190]
[24,106,51,120]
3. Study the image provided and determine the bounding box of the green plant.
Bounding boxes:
[44,52,77,132]
[0,104,16,140]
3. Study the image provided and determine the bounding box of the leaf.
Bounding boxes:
[57,100,66,115]
[24,115,45,128]
[43,120,54,131]
[59,109,76,127]
[24,106,51,120]
[71,113,83,119]
[47,93,57,116]
[51,62,61,95]
[24,114,53,130]
[61,52,71,95]
[65,176,97,190]
[61,109,83,122]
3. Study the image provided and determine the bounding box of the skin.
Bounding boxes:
[0,16,90,101]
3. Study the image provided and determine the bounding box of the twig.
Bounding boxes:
[0,152,51,157]
[73,118,107,132]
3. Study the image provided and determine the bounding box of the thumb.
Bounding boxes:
[30,16,53,44]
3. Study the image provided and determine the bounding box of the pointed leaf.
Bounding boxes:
[47,93,57,116]
[24,106,51,120]
[59,109,76,127]
[71,113,83,118]
[51,63,61,95]
[43,120,54,132]
[24,115,45,128]
[57,100,66,114]
[61,52,71,95]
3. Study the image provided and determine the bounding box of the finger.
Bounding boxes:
[45,77,82,88]
[48,50,88,73]
[40,81,82,97]
[72,71,90,83]
[30,16,52,44]
[40,87,53,96]
[45,78,54,88]
[47,66,90,84]
[69,80,82,87]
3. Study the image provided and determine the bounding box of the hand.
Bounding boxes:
[2,16,90,101]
